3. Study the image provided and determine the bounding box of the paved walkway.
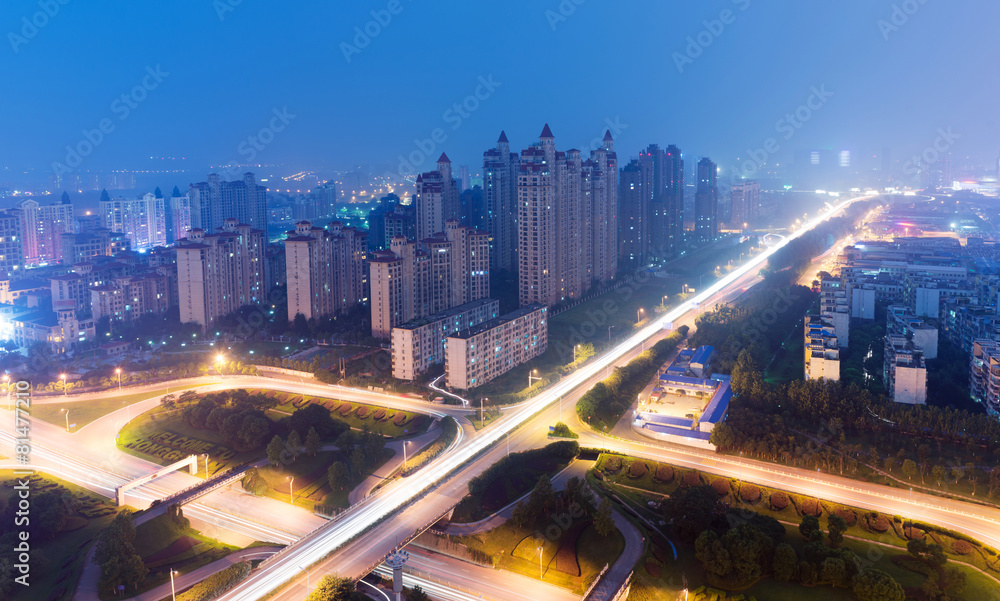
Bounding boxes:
[584,509,644,601]
[442,459,592,536]
[74,545,282,601]
[348,425,442,504]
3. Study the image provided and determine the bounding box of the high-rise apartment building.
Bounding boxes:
[517,124,617,307]
[391,298,499,381]
[0,212,23,277]
[167,188,192,244]
[695,157,719,243]
[60,229,130,264]
[101,193,167,251]
[284,220,367,322]
[483,131,520,271]
[311,181,337,218]
[804,314,841,381]
[729,180,760,228]
[189,173,268,232]
[14,197,75,266]
[369,220,489,339]
[175,218,266,329]
[415,154,460,241]
[619,159,647,266]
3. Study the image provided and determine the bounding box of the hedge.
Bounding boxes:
[355,406,370,418]
[711,478,732,496]
[176,561,251,601]
[627,461,648,479]
[739,483,761,503]
[654,464,674,483]
[770,491,789,510]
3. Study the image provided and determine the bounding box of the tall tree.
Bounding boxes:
[327,461,350,492]
[306,574,357,601]
[827,515,847,548]
[799,515,821,542]
[594,498,615,537]
[851,569,904,601]
[305,427,322,456]
[286,429,302,461]
[266,435,285,465]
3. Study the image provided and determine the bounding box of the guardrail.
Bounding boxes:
[581,563,609,599]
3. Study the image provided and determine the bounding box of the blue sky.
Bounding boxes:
[1,0,997,178]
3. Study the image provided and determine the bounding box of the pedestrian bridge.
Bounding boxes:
[115,454,198,506]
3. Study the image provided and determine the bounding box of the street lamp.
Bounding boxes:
[115,367,122,392]
[288,476,295,504]
[60,374,67,396]
[215,354,225,377]
[61,408,70,432]
[170,569,178,601]
[528,370,541,387]
[573,344,581,362]
[481,397,487,429]
[637,308,644,324]
[538,544,544,580]
[402,441,409,471]
[299,564,310,589]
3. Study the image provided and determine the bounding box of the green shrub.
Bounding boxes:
[176,561,251,601]
[654,464,674,483]
[604,455,623,474]
[953,540,973,555]
[739,483,760,503]
[770,491,789,510]
[628,461,648,479]
[712,478,732,496]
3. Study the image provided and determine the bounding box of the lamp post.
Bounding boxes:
[116,367,122,392]
[481,397,487,429]
[60,373,67,396]
[637,308,644,324]
[215,354,225,377]
[538,545,544,580]
[61,408,70,432]
[170,570,178,601]
[573,344,581,362]
[288,476,295,505]
[402,441,409,471]
[528,369,541,387]
[299,565,310,589]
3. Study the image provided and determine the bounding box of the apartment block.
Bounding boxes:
[60,229,131,264]
[189,173,267,231]
[483,131,520,270]
[729,180,760,228]
[445,304,548,390]
[971,339,1000,415]
[517,125,617,307]
[391,298,499,381]
[101,192,167,251]
[819,275,850,348]
[887,305,938,359]
[0,212,23,277]
[804,314,840,381]
[91,273,171,323]
[284,220,367,322]
[415,154,460,241]
[13,197,75,266]
[884,335,927,405]
[369,220,489,339]
[175,219,266,329]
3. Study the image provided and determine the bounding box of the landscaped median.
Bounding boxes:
[576,325,689,431]
[589,452,1000,601]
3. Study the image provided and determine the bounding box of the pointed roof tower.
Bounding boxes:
[539,123,554,139]
[437,152,451,163]
[498,130,509,143]
[603,130,614,142]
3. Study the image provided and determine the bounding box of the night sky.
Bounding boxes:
[2,0,997,177]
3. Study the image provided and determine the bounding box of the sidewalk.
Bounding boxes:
[348,426,443,504]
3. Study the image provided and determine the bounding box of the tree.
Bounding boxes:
[827,515,847,548]
[94,511,148,593]
[327,461,350,492]
[662,485,727,543]
[931,464,947,487]
[409,586,430,601]
[293,313,310,338]
[594,498,615,537]
[286,429,302,461]
[989,466,1000,498]
[851,569,904,601]
[799,515,821,542]
[305,427,322,456]
[821,557,847,587]
[772,543,798,582]
[266,435,285,465]
[695,530,732,581]
[902,459,918,482]
[306,574,357,601]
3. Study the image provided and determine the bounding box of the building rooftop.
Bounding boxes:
[448,304,546,340]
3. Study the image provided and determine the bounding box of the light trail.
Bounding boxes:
[220,193,876,600]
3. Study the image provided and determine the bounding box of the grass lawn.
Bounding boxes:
[125,512,240,600]
[0,471,121,601]
[454,521,625,595]
[252,447,394,511]
[29,383,202,430]
[268,394,430,439]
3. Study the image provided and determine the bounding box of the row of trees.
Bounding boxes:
[182,391,279,452]
[509,475,615,538]
[576,326,689,429]
[94,511,147,595]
